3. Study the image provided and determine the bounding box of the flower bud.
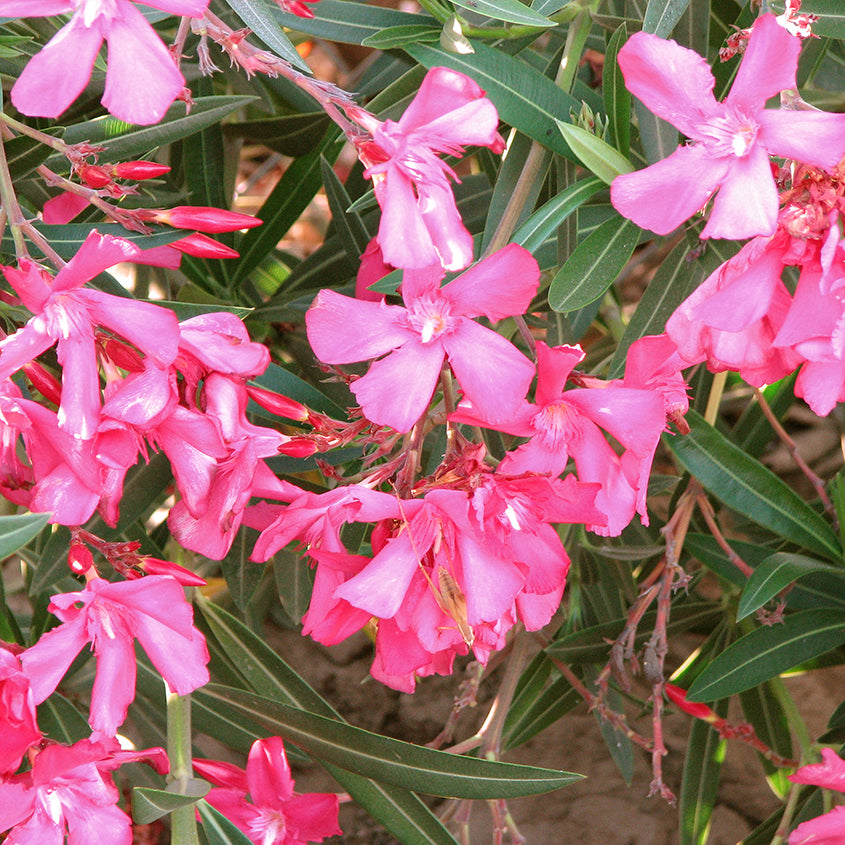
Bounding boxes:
[111,161,171,180]
[77,164,112,189]
[138,557,207,587]
[23,362,61,405]
[68,542,95,575]
[246,384,309,421]
[169,234,240,259]
[664,683,720,723]
[154,206,262,233]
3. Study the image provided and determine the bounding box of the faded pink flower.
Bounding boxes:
[356,67,504,270]
[306,243,539,432]
[788,748,845,844]
[0,0,207,124]
[611,14,845,239]
[0,737,167,845]
[22,575,209,736]
[193,737,341,845]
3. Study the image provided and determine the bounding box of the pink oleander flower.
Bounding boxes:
[452,342,666,536]
[355,67,504,271]
[0,737,168,845]
[0,0,208,125]
[306,243,539,432]
[0,645,40,775]
[22,575,209,736]
[610,13,845,239]
[0,231,180,440]
[666,233,802,387]
[193,737,341,845]
[788,748,845,844]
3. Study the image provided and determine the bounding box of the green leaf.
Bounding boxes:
[556,121,633,184]
[5,133,56,180]
[405,42,580,161]
[642,0,692,37]
[194,684,582,798]
[226,0,309,69]
[679,700,728,845]
[666,410,842,561]
[449,0,554,26]
[0,511,51,560]
[362,24,442,48]
[273,550,314,623]
[512,176,604,254]
[250,362,345,418]
[634,97,678,165]
[56,97,256,162]
[737,553,845,621]
[686,610,845,701]
[224,112,331,157]
[1,224,184,261]
[154,301,253,321]
[197,801,254,845]
[604,24,631,157]
[320,156,370,262]
[548,215,641,312]
[133,783,210,824]
[739,683,793,796]
[37,693,90,745]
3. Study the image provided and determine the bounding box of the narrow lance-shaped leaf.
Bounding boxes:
[0,511,51,561]
[556,121,633,185]
[194,684,583,798]
[604,23,631,157]
[548,215,641,312]
[666,410,841,561]
[642,0,692,37]
[686,609,845,701]
[737,553,845,621]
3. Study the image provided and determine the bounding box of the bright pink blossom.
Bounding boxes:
[306,243,539,432]
[0,737,167,845]
[453,342,665,535]
[193,737,341,845]
[610,14,845,239]
[1,0,208,125]
[0,646,40,775]
[22,575,209,736]
[788,748,845,844]
[0,232,180,440]
[356,67,504,270]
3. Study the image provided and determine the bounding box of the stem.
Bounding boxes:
[704,370,728,425]
[165,682,201,845]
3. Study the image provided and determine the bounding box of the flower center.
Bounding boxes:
[406,295,453,343]
[249,807,287,845]
[534,401,577,451]
[73,0,119,27]
[695,106,760,158]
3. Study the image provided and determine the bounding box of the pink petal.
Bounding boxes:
[42,192,91,225]
[702,146,778,239]
[89,630,136,735]
[759,109,845,173]
[444,243,540,321]
[21,619,90,704]
[534,342,583,406]
[56,333,101,440]
[611,145,728,236]
[617,32,720,137]
[795,362,845,417]
[455,532,524,624]
[53,232,141,293]
[10,16,102,119]
[102,1,184,125]
[352,340,445,432]
[246,737,293,807]
[283,792,342,842]
[789,805,845,845]
[192,759,249,791]
[790,748,845,792]
[726,14,801,113]
[416,179,474,272]
[399,67,487,133]
[305,289,411,364]
[146,0,209,14]
[443,319,534,424]
[0,326,54,383]
[375,169,441,269]
[0,1,72,13]
[499,434,570,478]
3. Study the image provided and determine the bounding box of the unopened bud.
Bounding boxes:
[154,205,262,233]
[279,438,319,457]
[138,557,207,587]
[69,542,95,575]
[111,161,171,180]
[99,337,144,371]
[77,164,112,189]
[23,362,61,405]
[246,384,309,421]
[665,683,720,723]
[169,233,240,259]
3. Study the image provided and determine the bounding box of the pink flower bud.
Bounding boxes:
[99,337,145,372]
[111,161,171,180]
[76,164,112,188]
[246,384,309,421]
[169,234,240,259]
[665,684,721,723]
[279,438,319,457]
[138,557,207,587]
[68,542,95,575]
[23,362,62,405]
[154,206,262,233]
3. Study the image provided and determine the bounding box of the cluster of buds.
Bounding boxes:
[721,0,817,60]
[74,159,171,198]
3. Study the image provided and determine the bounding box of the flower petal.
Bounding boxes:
[759,109,845,173]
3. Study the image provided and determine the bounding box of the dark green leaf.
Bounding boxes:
[320,156,370,261]
[250,362,345,418]
[556,121,633,184]
[197,801,254,845]
[739,683,794,795]
[5,133,56,180]
[450,0,554,26]
[194,684,582,798]
[686,610,845,701]
[738,553,845,621]
[37,693,90,745]
[548,216,641,312]
[796,1,845,38]
[363,25,441,48]
[224,113,331,157]
[604,24,631,157]
[273,550,314,623]
[666,410,841,561]
[133,783,210,824]
[0,511,51,560]
[634,98,678,165]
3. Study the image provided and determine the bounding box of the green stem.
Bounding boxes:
[165,683,201,845]
[768,674,814,762]
[0,110,68,154]
[554,4,594,92]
